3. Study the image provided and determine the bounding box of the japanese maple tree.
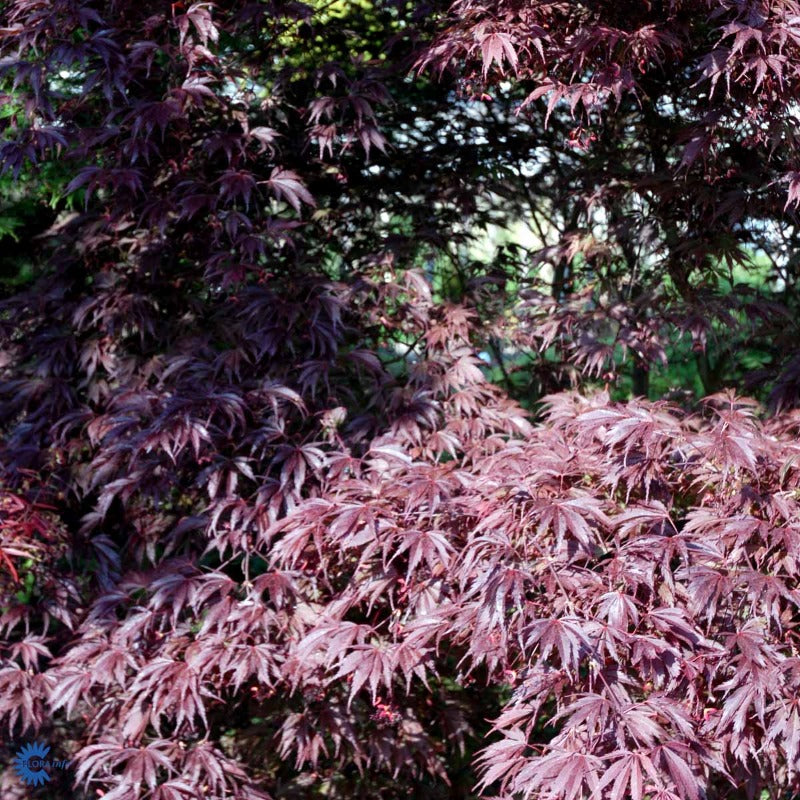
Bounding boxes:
[2,1,800,799]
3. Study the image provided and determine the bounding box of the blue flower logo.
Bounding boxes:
[14,741,51,786]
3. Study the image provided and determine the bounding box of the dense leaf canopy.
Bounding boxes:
[2,1,800,799]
